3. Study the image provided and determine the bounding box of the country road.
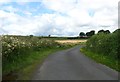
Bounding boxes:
[32,46,118,80]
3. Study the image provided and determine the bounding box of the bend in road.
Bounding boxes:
[32,46,118,80]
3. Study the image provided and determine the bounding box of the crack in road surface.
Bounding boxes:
[32,46,118,80]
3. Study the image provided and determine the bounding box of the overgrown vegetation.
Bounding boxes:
[81,29,120,71]
[2,35,78,80]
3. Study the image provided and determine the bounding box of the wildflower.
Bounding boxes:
[41,41,43,43]
[8,44,11,47]
[12,47,15,50]
[8,49,11,51]
[14,44,17,47]
[22,42,25,44]
[56,46,59,48]
[10,37,13,40]
[22,45,25,47]
[5,51,7,54]
[99,42,101,44]
[4,36,7,39]
[90,44,93,47]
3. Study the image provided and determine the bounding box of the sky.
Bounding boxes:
[0,0,119,36]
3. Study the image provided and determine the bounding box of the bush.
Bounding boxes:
[85,29,119,60]
[2,35,66,75]
[2,36,63,61]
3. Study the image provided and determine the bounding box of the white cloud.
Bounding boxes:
[0,0,119,36]
[1,6,18,13]
[41,0,76,13]
[41,0,119,33]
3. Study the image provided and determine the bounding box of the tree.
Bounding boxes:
[98,29,110,34]
[79,32,85,37]
[113,29,120,33]
[86,32,90,37]
[104,30,110,34]
[86,30,95,37]
[29,35,33,38]
[98,29,105,34]
[89,30,95,36]
[48,35,51,37]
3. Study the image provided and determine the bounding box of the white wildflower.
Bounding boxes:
[8,44,11,47]
[22,42,25,45]
[90,44,92,47]
[10,37,13,40]
[41,41,43,43]
[12,47,15,50]
[5,51,7,54]
[4,36,7,39]
[8,49,11,51]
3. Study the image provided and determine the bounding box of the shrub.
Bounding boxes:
[2,35,65,75]
[86,29,119,60]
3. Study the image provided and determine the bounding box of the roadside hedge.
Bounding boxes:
[85,29,120,60]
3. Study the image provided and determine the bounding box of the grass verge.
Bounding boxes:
[80,48,119,72]
[3,46,74,80]
[18,47,69,80]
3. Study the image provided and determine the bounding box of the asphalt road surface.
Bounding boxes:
[32,46,118,80]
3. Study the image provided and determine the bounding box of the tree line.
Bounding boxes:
[79,29,110,37]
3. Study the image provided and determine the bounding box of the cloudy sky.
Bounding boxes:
[0,0,119,36]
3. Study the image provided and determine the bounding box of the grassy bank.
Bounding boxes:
[17,47,71,80]
[80,48,119,72]
[18,48,62,80]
